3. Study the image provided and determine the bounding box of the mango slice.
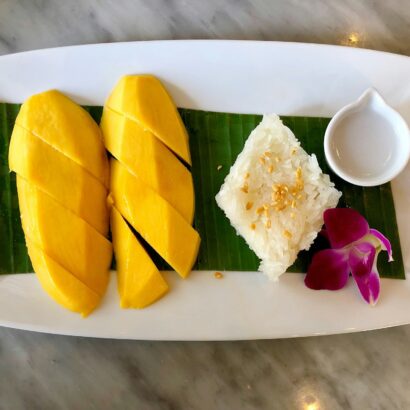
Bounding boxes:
[17,177,111,297]
[110,160,200,278]
[101,107,194,223]
[111,207,168,308]
[9,126,109,236]
[10,90,111,316]
[106,75,191,164]
[15,90,109,187]
[27,239,101,317]
[102,75,199,307]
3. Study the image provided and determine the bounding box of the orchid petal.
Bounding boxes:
[352,266,381,306]
[349,242,376,278]
[324,208,369,249]
[304,249,350,290]
[349,242,380,305]
[370,228,393,262]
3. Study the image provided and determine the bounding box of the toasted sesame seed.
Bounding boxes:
[264,151,272,157]
[283,230,292,239]
[259,156,266,165]
[291,200,296,208]
[217,165,223,171]
[291,147,297,155]
[244,172,250,179]
[267,165,274,173]
[275,156,281,163]
[290,212,295,218]
[256,206,264,215]
[241,183,249,194]
[250,223,256,230]
[246,201,253,210]
[296,167,302,178]
[214,271,224,279]
[265,219,272,229]
[296,181,304,190]
[297,193,303,199]
[263,203,269,210]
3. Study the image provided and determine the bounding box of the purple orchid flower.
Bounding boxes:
[304,208,393,305]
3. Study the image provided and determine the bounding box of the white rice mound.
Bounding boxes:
[215,114,342,281]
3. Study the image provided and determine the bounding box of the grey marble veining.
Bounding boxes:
[0,0,410,57]
[0,1,410,409]
[2,325,410,409]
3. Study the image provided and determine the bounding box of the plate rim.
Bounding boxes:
[1,39,410,340]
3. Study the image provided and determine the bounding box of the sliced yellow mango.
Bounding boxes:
[106,75,191,164]
[101,107,194,223]
[17,177,111,296]
[9,125,109,236]
[110,160,200,278]
[111,207,168,308]
[27,239,101,317]
[15,90,109,186]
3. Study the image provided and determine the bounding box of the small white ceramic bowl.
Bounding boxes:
[324,88,410,186]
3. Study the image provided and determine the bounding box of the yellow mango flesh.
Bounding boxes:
[9,126,109,236]
[111,207,168,308]
[101,107,194,223]
[106,75,191,164]
[17,177,111,296]
[27,239,101,317]
[110,160,200,278]
[15,90,109,187]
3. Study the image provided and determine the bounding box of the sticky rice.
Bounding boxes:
[216,114,341,280]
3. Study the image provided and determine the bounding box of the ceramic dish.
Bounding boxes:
[0,41,410,340]
[324,88,410,186]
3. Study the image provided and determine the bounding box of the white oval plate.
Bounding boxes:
[1,40,410,340]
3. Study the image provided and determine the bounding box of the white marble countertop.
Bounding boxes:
[0,1,409,409]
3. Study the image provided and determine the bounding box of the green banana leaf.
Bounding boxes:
[0,103,404,279]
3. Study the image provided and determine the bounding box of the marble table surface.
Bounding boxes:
[1,1,410,409]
